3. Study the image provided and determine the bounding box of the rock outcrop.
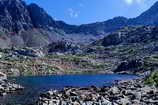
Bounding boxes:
[101,26,158,47]
[0,72,23,96]
[0,0,33,32]
[114,59,143,74]
[27,3,56,29]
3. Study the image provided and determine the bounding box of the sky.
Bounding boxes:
[25,0,157,25]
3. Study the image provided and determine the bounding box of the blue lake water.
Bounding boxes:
[0,74,138,105]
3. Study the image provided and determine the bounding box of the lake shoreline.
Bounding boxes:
[1,74,157,105]
[0,72,24,98]
[1,74,138,105]
[37,78,158,105]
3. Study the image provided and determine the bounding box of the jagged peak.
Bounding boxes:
[0,0,23,4]
[28,3,42,10]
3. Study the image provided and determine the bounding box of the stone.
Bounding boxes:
[0,92,6,96]
[101,98,112,105]
[10,68,20,76]
[0,72,7,80]
[120,98,131,105]
[73,101,80,105]
[110,86,120,94]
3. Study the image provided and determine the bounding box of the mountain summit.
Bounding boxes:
[129,1,158,25]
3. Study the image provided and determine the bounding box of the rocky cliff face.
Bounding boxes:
[27,3,57,29]
[0,0,64,48]
[0,0,33,32]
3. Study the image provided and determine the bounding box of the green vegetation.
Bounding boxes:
[144,54,158,86]
[145,71,158,86]
[0,51,109,76]
[143,53,158,70]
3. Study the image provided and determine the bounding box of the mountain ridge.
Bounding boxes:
[0,0,157,48]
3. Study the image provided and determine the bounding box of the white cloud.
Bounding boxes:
[79,3,84,7]
[123,0,144,5]
[68,8,79,18]
[125,0,133,4]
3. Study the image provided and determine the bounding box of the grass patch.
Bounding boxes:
[145,71,158,86]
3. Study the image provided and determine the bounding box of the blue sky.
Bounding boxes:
[25,0,157,25]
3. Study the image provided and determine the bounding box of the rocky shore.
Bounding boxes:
[0,72,24,97]
[37,78,158,105]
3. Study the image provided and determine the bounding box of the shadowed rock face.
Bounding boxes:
[0,0,33,32]
[114,59,143,74]
[27,3,56,29]
[0,0,63,48]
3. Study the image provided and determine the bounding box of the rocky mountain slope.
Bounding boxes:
[129,1,158,25]
[1,26,158,76]
[101,26,158,46]
[89,25,158,74]
[0,0,158,48]
[0,0,158,75]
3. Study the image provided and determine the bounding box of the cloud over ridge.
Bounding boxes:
[123,0,144,5]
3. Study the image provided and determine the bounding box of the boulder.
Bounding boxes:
[110,86,120,94]
[0,72,7,80]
